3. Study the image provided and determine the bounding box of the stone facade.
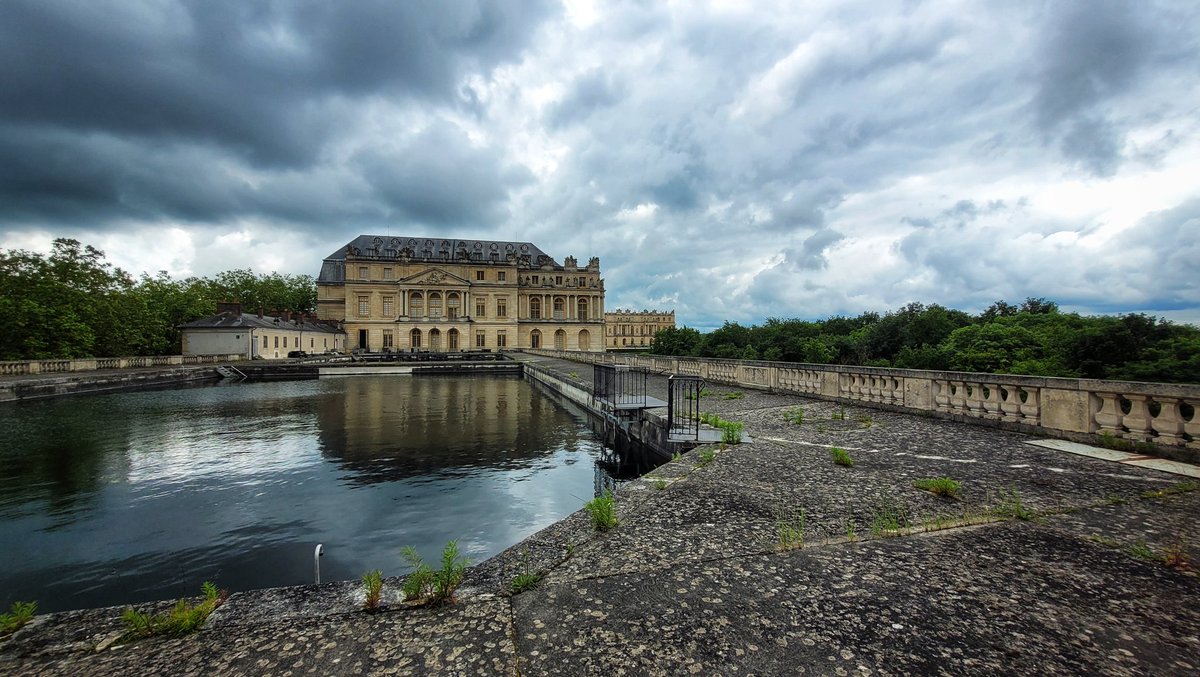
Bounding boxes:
[605,309,675,349]
[316,236,606,352]
[180,303,346,359]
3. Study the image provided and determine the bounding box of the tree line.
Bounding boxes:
[650,299,1200,384]
[0,239,317,360]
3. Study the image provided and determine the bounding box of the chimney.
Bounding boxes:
[216,301,242,316]
[257,306,263,318]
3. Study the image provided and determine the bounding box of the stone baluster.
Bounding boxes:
[1122,395,1154,442]
[1093,391,1124,436]
[933,380,950,412]
[1019,388,1040,425]
[963,383,984,416]
[1150,397,1185,446]
[1184,399,1200,450]
[951,382,965,411]
[868,376,881,403]
[981,385,1002,420]
[999,387,1022,422]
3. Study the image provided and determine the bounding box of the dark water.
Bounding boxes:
[0,375,620,613]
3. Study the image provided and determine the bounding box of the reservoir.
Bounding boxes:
[0,375,616,613]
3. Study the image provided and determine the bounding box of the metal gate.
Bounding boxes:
[667,375,703,442]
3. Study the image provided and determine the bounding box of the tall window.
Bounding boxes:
[410,292,424,316]
[283,337,288,347]
[447,292,460,319]
[428,292,442,318]
[383,267,393,280]
[497,331,507,348]
[475,330,486,348]
[530,297,541,319]
[497,298,507,317]
[382,330,394,348]
[358,295,369,317]
[476,299,486,317]
[382,296,394,316]
[274,336,279,348]
[553,297,564,320]
[410,328,421,348]
[476,270,485,280]
[497,271,506,281]
[359,266,369,280]
[577,298,588,320]
[262,335,268,348]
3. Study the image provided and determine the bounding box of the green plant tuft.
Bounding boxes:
[1125,541,1157,561]
[653,477,668,490]
[509,571,542,594]
[991,488,1035,520]
[829,447,854,467]
[362,570,383,611]
[831,408,846,421]
[119,583,226,643]
[784,407,805,425]
[870,496,910,537]
[857,414,873,428]
[914,477,961,498]
[585,491,618,531]
[400,541,469,605]
[0,601,37,637]
[722,391,745,400]
[697,447,717,467]
[776,507,806,550]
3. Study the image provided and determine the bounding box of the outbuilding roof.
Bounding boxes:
[179,312,344,333]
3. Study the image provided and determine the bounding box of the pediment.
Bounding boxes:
[399,267,471,286]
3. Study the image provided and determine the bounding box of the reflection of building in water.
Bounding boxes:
[316,236,606,352]
[315,376,593,483]
[604,309,675,349]
[593,462,619,499]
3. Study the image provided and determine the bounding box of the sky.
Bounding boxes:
[2,0,1198,331]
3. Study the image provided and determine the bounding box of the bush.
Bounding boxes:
[830,447,854,467]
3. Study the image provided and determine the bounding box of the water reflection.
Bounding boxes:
[0,376,616,613]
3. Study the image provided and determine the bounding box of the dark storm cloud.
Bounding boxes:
[356,121,533,227]
[0,0,554,227]
[783,228,844,271]
[547,69,627,128]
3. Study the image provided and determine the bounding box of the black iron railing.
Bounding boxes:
[667,375,703,441]
[593,364,648,411]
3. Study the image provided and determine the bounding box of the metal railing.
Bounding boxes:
[593,364,648,412]
[667,375,703,441]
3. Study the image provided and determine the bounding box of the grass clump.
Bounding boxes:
[0,601,36,637]
[685,388,715,401]
[870,496,910,537]
[784,407,805,425]
[1125,541,1157,562]
[991,488,1036,520]
[1141,481,1199,499]
[914,477,961,498]
[361,570,383,611]
[857,414,873,428]
[697,447,717,467]
[120,582,226,643]
[720,421,744,445]
[831,408,846,421]
[653,477,668,490]
[509,571,542,594]
[584,491,618,531]
[776,507,806,550]
[722,391,745,400]
[400,541,469,606]
[829,447,854,467]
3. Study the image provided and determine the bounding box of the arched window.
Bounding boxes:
[410,292,424,317]
[410,328,422,349]
[448,328,459,351]
[530,329,541,349]
[429,328,442,351]
[530,297,541,320]
[578,329,590,350]
[577,298,588,320]
[428,292,442,318]
[554,329,565,350]
[553,297,565,320]
[446,292,460,319]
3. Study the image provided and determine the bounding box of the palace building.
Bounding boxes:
[316,236,606,352]
[605,309,676,349]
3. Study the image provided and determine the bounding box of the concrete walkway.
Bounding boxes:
[3,356,1199,675]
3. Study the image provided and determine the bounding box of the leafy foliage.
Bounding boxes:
[400,541,468,606]
[0,600,36,636]
[0,239,317,360]
[648,298,1199,383]
[119,582,226,643]
[584,491,618,531]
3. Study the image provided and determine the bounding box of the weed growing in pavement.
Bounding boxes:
[1164,540,1192,570]
[584,491,618,531]
[776,507,806,550]
[361,570,383,611]
[509,571,541,594]
[1141,481,1199,499]
[400,541,469,605]
[829,447,854,467]
[119,582,226,643]
[723,391,745,400]
[1087,534,1121,548]
[697,447,717,467]
[784,407,805,425]
[0,601,36,637]
[857,414,873,428]
[991,488,1036,520]
[844,518,858,542]
[653,477,669,490]
[1096,431,1159,454]
[869,496,910,537]
[831,408,846,421]
[1105,494,1128,505]
[721,421,745,445]
[1125,541,1158,561]
[914,477,961,498]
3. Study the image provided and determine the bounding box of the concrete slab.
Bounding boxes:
[1027,439,1200,478]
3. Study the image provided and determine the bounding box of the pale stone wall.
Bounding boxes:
[604,309,675,349]
[523,349,1200,453]
[320,244,606,352]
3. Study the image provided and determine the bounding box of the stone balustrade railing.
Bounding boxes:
[0,354,244,377]
[522,349,1199,452]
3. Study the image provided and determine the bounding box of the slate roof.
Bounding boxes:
[179,312,344,333]
[317,235,556,284]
